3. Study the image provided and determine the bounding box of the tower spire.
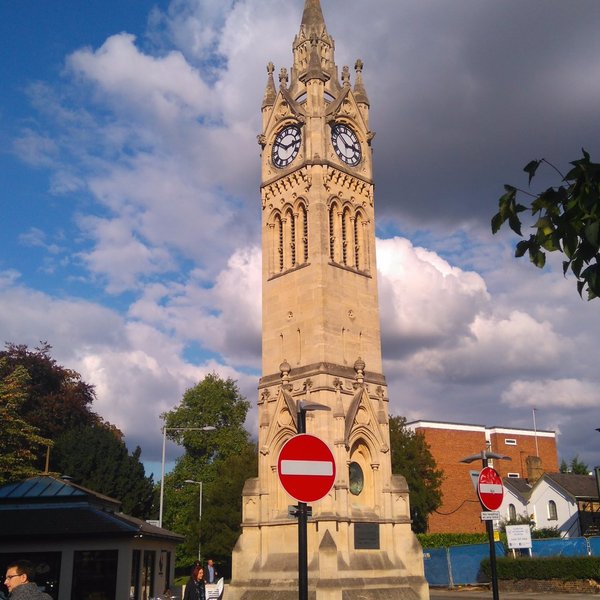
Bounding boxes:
[301,0,327,35]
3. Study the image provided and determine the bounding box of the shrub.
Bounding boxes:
[418,533,488,548]
[481,556,600,580]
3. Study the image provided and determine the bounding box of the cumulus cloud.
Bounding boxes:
[4,0,600,471]
[501,379,599,409]
[378,237,490,355]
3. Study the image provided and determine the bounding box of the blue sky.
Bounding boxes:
[2,0,600,479]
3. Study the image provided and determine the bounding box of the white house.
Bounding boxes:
[498,472,599,538]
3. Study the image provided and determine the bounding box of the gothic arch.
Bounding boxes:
[267,201,309,276]
[328,197,369,273]
[328,197,342,263]
[348,435,375,508]
[354,207,369,272]
[270,427,297,512]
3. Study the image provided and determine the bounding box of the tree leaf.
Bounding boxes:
[584,221,600,248]
[515,240,530,258]
[523,160,541,185]
[530,247,546,268]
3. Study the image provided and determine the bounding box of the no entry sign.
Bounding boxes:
[477,466,504,511]
[277,434,336,503]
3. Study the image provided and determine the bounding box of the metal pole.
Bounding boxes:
[297,407,308,600]
[532,408,539,457]
[198,481,203,563]
[159,426,167,528]
[482,453,500,600]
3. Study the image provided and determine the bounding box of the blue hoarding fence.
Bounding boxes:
[424,537,600,587]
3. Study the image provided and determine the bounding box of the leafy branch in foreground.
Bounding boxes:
[491,149,600,300]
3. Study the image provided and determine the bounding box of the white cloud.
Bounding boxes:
[377,237,490,356]
[68,34,215,124]
[5,0,600,472]
[501,379,599,409]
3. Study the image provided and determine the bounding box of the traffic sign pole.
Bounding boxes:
[480,461,501,600]
[297,408,308,600]
[461,450,510,600]
[278,407,335,600]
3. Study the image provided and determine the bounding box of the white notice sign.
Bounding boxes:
[480,511,501,521]
[506,524,532,549]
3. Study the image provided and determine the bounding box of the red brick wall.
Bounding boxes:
[488,432,558,477]
[414,424,558,534]
[418,426,487,534]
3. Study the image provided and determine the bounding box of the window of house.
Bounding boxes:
[72,549,118,600]
[548,500,558,520]
[508,504,517,521]
[504,438,517,445]
[507,472,520,478]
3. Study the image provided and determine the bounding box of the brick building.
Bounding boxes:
[406,420,559,533]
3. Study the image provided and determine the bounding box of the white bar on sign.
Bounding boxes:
[479,483,502,494]
[281,460,333,476]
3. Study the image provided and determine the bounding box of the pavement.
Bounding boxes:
[429,587,599,599]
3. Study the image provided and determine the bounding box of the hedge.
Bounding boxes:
[417,533,488,548]
[481,556,600,581]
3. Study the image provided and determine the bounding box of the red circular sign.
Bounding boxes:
[277,434,336,503]
[477,466,504,510]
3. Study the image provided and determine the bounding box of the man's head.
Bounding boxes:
[207,559,214,567]
[4,560,34,594]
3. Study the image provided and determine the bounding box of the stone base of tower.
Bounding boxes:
[228,519,430,600]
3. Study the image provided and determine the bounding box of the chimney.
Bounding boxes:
[526,455,544,483]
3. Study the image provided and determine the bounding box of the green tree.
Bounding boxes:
[0,342,100,440]
[51,424,155,518]
[0,360,52,484]
[389,415,444,533]
[160,373,255,568]
[491,150,600,300]
[559,454,589,475]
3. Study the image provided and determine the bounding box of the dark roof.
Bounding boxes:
[0,506,183,542]
[0,476,120,510]
[503,477,532,497]
[544,473,599,500]
[0,476,183,543]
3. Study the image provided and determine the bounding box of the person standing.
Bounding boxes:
[206,560,218,584]
[4,560,52,600]
[183,565,206,600]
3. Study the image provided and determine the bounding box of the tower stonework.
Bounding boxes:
[229,2,428,600]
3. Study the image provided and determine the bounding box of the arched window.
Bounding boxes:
[275,214,284,273]
[329,200,342,262]
[548,500,558,521]
[284,207,295,269]
[300,203,309,263]
[341,206,353,266]
[328,199,369,274]
[508,503,516,521]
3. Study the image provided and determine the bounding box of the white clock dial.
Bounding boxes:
[272,125,301,168]
[331,123,361,166]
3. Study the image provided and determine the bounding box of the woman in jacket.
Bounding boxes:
[183,565,206,600]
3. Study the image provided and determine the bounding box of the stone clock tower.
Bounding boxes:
[229,2,428,600]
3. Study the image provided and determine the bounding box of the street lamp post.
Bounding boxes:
[159,426,215,528]
[185,479,203,563]
[460,450,511,600]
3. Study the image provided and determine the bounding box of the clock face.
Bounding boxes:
[272,125,302,168]
[331,123,361,166]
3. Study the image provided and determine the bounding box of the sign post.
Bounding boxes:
[460,451,510,600]
[277,404,334,600]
